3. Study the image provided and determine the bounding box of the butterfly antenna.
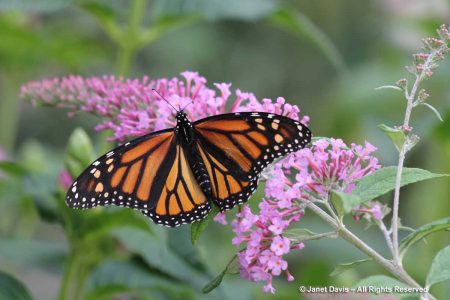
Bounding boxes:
[152,89,178,112]
[181,100,193,111]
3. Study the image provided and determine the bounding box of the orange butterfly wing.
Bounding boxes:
[194,112,311,211]
[66,129,210,226]
[140,144,211,226]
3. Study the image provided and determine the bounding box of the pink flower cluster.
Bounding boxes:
[230,203,303,294]
[21,71,307,141]
[216,138,381,293]
[281,138,381,199]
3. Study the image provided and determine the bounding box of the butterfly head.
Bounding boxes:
[175,110,194,144]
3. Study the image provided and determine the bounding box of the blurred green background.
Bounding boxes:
[0,0,450,299]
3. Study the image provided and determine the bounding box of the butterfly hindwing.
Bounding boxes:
[195,142,260,210]
[140,144,211,227]
[194,112,311,211]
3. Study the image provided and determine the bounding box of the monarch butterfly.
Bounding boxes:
[66,97,311,227]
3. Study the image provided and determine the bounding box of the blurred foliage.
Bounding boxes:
[0,0,450,299]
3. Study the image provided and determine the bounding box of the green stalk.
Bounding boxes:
[0,74,21,152]
[115,0,146,76]
[116,46,136,77]
[306,202,436,300]
[58,248,87,300]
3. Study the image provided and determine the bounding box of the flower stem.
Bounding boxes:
[115,0,146,76]
[116,46,136,77]
[306,202,435,300]
[391,43,448,265]
[378,220,395,257]
[58,249,87,300]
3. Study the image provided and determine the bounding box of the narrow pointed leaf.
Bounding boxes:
[203,255,238,293]
[400,217,450,256]
[269,8,347,74]
[330,258,372,277]
[202,270,226,294]
[353,167,448,202]
[330,190,362,217]
[378,124,406,151]
[191,206,219,245]
[111,227,207,288]
[426,246,450,288]
[0,270,33,300]
[420,103,443,122]
[284,228,318,242]
[0,162,26,177]
[375,85,403,91]
[86,261,194,300]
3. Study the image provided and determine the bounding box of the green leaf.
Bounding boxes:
[80,209,152,242]
[284,228,317,241]
[378,124,406,152]
[353,275,414,298]
[0,238,67,268]
[202,270,226,294]
[78,2,117,22]
[191,205,219,245]
[420,103,444,122]
[0,0,72,12]
[86,261,195,300]
[77,2,122,46]
[202,255,238,294]
[330,258,372,277]
[269,8,347,74]
[111,227,208,288]
[65,128,96,178]
[0,270,33,300]
[400,217,450,256]
[375,85,403,91]
[353,166,448,202]
[0,161,26,177]
[284,228,337,243]
[426,246,450,288]
[330,190,362,218]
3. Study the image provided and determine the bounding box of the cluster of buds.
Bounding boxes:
[406,25,450,79]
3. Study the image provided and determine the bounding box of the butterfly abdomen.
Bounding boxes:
[188,148,213,197]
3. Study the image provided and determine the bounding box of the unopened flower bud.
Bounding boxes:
[395,78,408,90]
[417,89,429,103]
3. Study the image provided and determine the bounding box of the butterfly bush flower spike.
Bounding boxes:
[220,138,381,293]
[21,71,305,141]
[231,204,303,294]
[282,139,381,200]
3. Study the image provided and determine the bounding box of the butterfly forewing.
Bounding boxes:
[66,128,212,227]
[194,112,311,211]
[66,129,175,210]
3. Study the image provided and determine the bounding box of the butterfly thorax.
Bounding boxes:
[175,111,194,145]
